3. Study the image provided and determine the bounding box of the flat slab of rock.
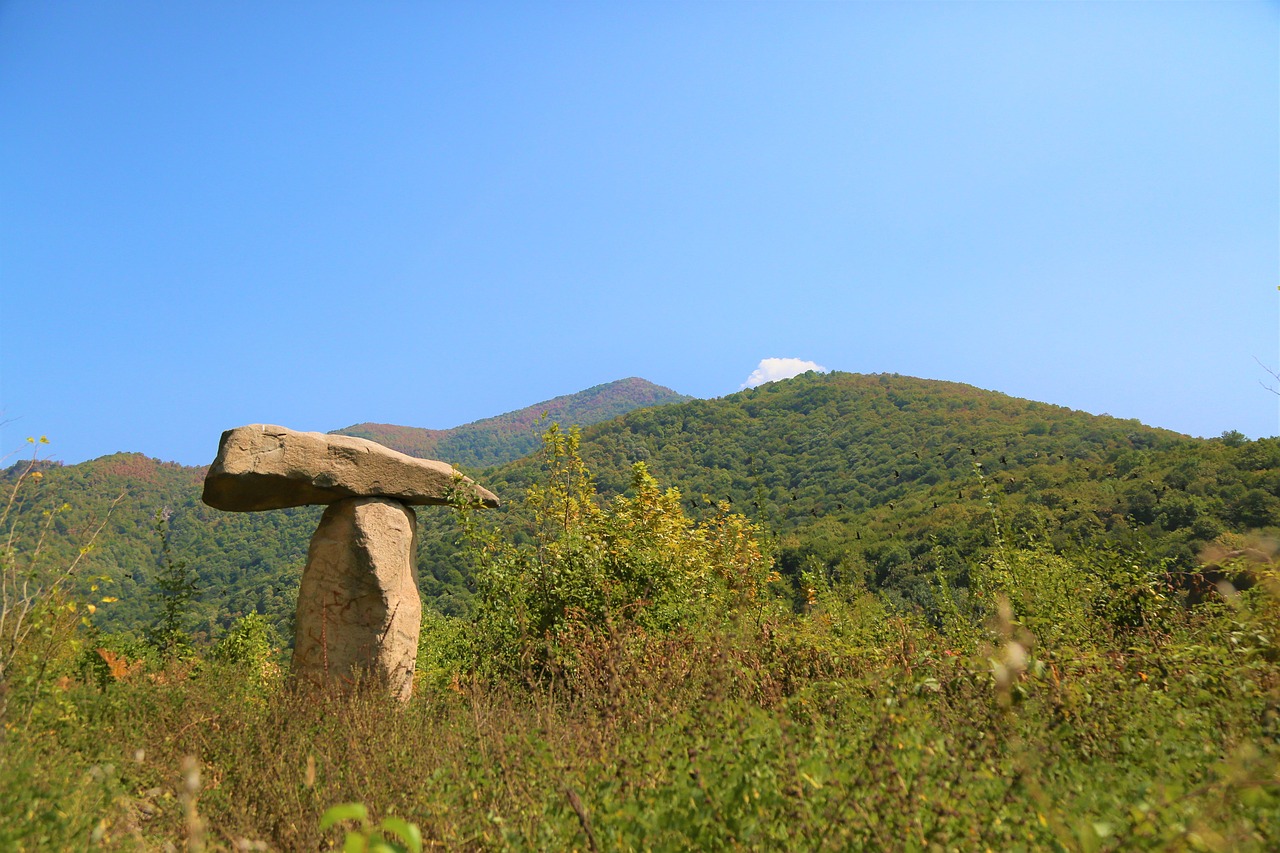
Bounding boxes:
[202,424,499,512]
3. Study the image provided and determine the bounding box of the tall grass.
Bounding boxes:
[2,575,1277,850]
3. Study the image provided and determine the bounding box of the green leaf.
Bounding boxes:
[379,818,423,853]
[320,802,369,832]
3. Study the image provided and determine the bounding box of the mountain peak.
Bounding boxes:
[334,378,692,467]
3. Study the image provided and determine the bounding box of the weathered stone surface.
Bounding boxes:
[202,424,499,512]
[292,497,421,701]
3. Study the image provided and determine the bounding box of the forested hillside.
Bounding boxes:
[0,377,688,637]
[6,372,1277,639]
[450,372,1278,614]
[334,377,690,467]
[0,453,319,641]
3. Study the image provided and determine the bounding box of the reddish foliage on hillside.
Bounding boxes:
[92,454,203,487]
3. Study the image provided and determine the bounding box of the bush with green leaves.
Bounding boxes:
[206,611,282,690]
[413,608,469,692]
[460,424,781,681]
[320,802,422,852]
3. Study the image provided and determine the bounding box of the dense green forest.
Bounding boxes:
[0,455,320,642]
[426,372,1279,618]
[566,373,1278,607]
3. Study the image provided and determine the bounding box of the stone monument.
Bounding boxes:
[202,424,498,701]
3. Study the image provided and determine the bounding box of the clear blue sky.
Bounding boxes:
[2,2,1276,467]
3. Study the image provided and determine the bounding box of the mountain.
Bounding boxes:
[332,377,691,468]
[5,372,1276,638]
[524,372,1276,608]
[0,378,692,637]
[442,372,1277,611]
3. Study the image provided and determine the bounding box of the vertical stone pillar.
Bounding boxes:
[292,497,421,701]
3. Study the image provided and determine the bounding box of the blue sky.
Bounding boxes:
[2,2,1276,467]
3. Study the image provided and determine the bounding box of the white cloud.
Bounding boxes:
[740,357,827,390]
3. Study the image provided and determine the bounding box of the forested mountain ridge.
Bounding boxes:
[333,377,691,467]
[0,377,691,638]
[5,371,1277,639]
[0,452,320,641]
[471,372,1277,611]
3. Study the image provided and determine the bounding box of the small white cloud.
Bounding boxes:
[741,357,827,390]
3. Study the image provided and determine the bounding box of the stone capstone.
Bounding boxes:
[291,497,421,701]
[202,423,500,512]
[201,423,498,701]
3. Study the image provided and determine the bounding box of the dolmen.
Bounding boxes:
[202,424,498,701]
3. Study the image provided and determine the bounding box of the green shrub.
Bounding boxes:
[461,425,783,682]
[209,612,278,668]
